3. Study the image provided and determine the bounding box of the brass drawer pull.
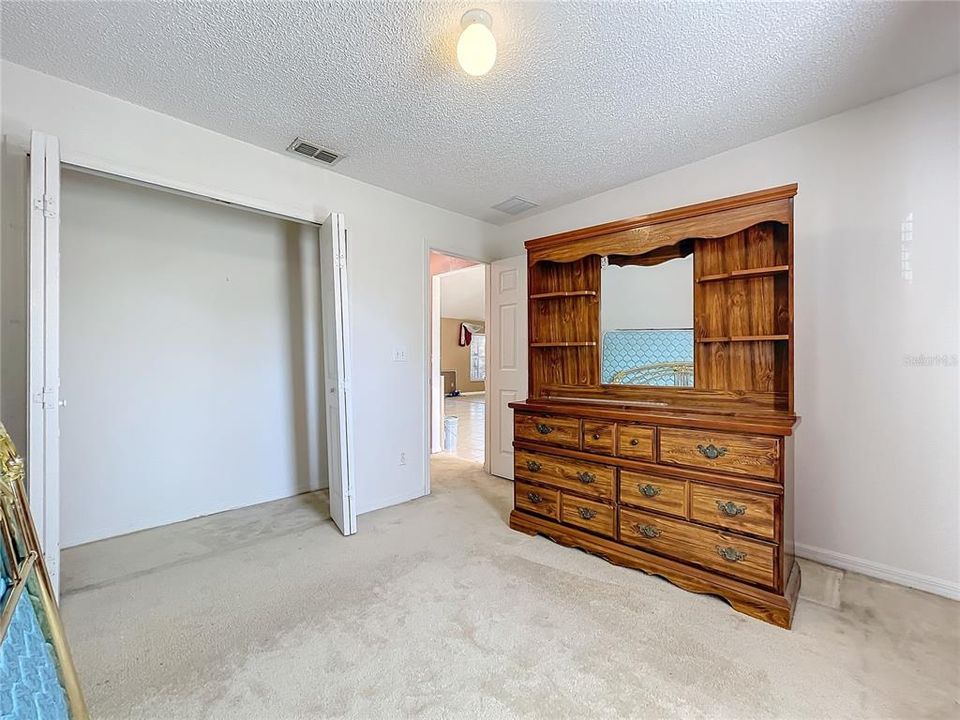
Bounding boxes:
[525,460,542,472]
[634,523,661,539]
[629,438,640,446]
[527,491,543,504]
[717,500,746,517]
[591,433,601,440]
[535,423,553,435]
[717,546,747,562]
[577,506,597,520]
[697,443,727,460]
[639,484,661,498]
[577,471,596,484]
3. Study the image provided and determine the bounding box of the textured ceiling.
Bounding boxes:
[2,2,958,224]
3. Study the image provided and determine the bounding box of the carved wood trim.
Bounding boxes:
[526,184,797,264]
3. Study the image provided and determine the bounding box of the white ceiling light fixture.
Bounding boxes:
[456,9,496,77]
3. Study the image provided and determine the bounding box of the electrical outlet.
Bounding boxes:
[399,452,407,466]
[393,346,408,362]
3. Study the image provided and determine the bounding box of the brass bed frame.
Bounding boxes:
[1,423,87,719]
[609,361,694,386]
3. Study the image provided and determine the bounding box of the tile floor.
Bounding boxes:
[441,394,484,464]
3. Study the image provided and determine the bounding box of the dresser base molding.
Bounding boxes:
[510,509,800,629]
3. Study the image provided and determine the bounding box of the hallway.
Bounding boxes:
[442,394,484,464]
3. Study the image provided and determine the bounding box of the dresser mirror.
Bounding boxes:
[600,254,694,387]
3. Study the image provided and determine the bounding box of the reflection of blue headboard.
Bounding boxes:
[602,329,694,385]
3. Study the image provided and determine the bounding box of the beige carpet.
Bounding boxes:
[61,454,959,719]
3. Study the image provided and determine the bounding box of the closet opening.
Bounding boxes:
[56,168,333,594]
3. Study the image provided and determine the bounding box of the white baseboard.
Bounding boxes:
[357,489,426,517]
[795,543,960,601]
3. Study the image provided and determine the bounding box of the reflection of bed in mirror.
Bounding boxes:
[602,328,694,386]
[599,255,694,387]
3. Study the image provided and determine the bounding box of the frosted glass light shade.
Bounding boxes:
[457,18,496,76]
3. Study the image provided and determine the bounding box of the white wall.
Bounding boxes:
[498,75,960,597]
[58,171,325,546]
[600,257,693,331]
[0,60,500,518]
[439,264,485,320]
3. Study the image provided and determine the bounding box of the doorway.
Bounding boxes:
[428,252,487,466]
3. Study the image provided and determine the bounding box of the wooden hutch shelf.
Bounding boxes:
[696,334,789,343]
[697,265,790,283]
[529,290,598,299]
[530,341,597,348]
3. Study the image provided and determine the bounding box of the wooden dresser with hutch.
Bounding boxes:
[509,185,800,628]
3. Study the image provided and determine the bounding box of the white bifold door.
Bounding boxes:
[28,131,63,595]
[319,213,357,535]
[487,255,528,479]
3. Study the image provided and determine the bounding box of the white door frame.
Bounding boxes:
[423,246,491,493]
[28,143,358,595]
[28,131,62,595]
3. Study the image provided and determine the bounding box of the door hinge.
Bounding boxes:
[33,388,58,409]
[33,194,58,219]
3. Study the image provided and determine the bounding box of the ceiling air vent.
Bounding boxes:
[286,137,344,166]
[492,196,539,216]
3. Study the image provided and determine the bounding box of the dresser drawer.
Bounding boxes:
[515,481,559,520]
[515,413,580,449]
[514,450,615,500]
[658,428,779,480]
[689,483,776,541]
[619,471,687,518]
[617,424,655,461]
[560,494,615,538]
[619,508,776,588]
[582,421,615,455]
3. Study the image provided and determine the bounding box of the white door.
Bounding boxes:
[430,274,443,453]
[319,213,357,535]
[28,131,62,594]
[487,255,528,479]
